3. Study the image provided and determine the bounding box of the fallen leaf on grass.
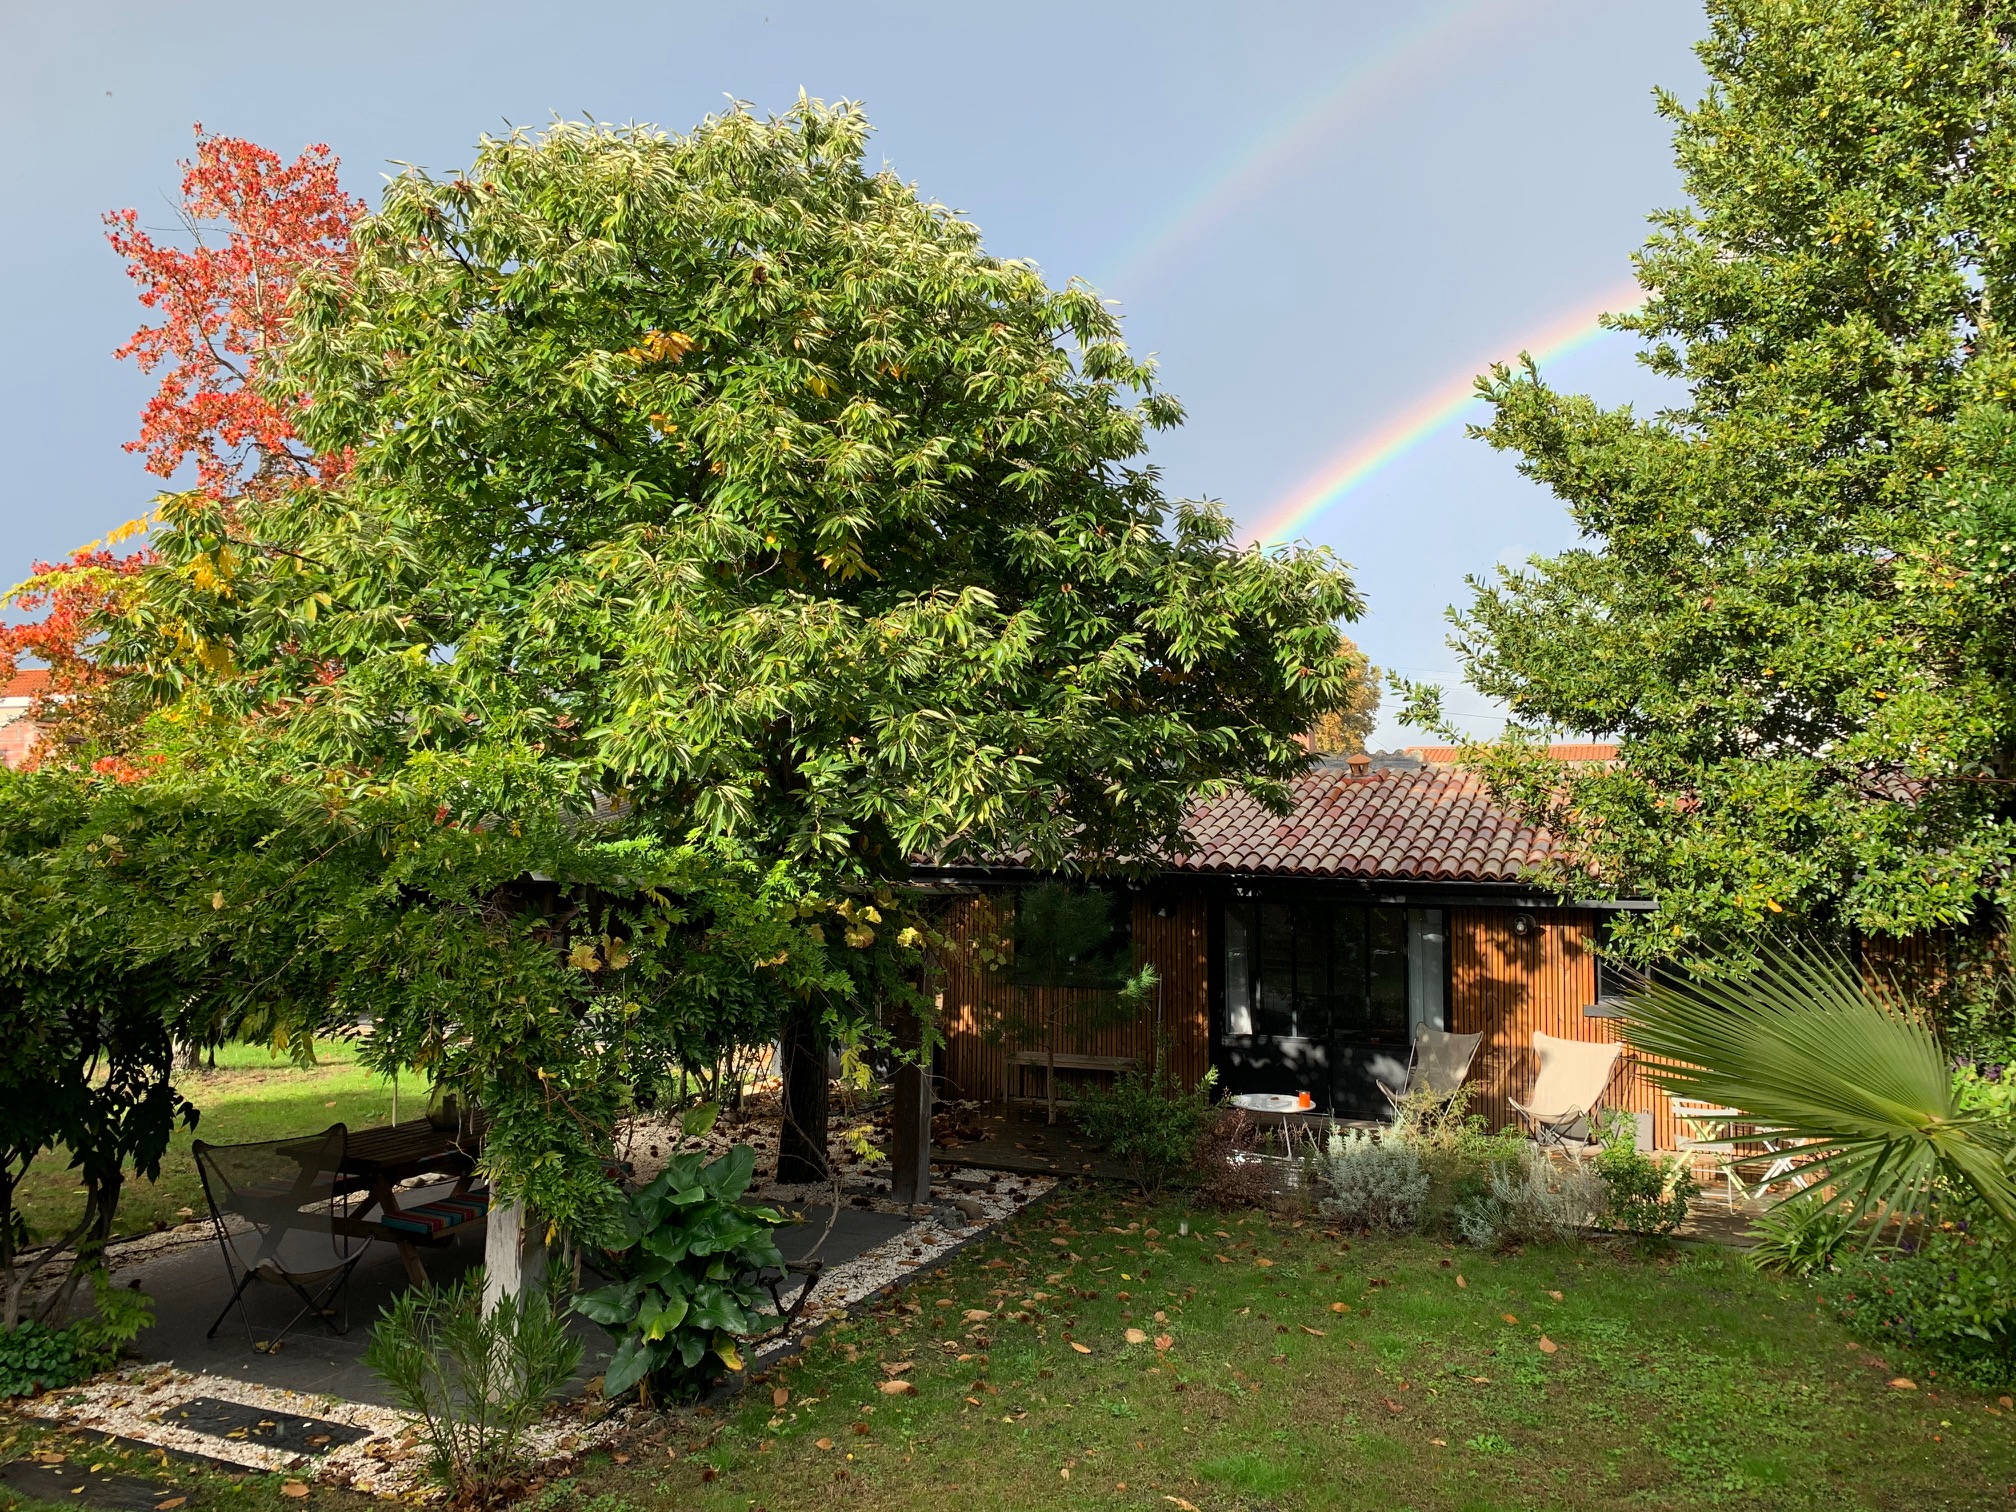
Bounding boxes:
[880,1380,917,1396]
[1430,1438,1447,1446]
[1300,1327,1325,1336]
[1125,1328,1148,1345]
[1501,1313,1518,1325]
[1547,1290,1563,1301]
[1382,1397,1403,1413]
[1154,1335,1173,1351]
[1070,1341,1092,1354]
[154,1500,186,1510]
[1164,1499,1200,1511]
[773,1387,789,1408]
[612,1452,629,1464]
[815,1439,834,1451]
[279,1484,309,1500]
[962,1309,991,1323]
[1469,1376,1491,1385]
[1889,1378,1918,1390]
[881,1361,913,1376]
[1329,1302,1352,1314]
[1454,1275,1466,1288]
[1537,1336,1559,1355]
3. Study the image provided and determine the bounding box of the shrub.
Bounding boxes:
[1747,1193,1861,1276]
[0,1270,154,1397]
[1454,1145,1604,1250]
[1591,1115,1697,1236]
[1316,1130,1429,1233]
[365,1271,582,1501]
[1194,1109,1279,1209]
[1819,1211,2016,1390]
[574,1140,791,1403]
[1073,1044,1217,1198]
[1385,1088,1528,1225]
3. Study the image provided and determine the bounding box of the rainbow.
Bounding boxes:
[1101,0,1524,290]
[1250,280,1644,546]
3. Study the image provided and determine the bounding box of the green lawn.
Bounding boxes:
[553,1187,2014,1512]
[16,1040,405,1243]
[5,1162,2015,1511]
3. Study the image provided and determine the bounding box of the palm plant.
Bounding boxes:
[1621,941,2015,1234]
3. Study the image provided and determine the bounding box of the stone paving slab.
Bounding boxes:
[0,1456,180,1512]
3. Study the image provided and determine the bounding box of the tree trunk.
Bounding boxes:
[776,1004,829,1185]
[482,1195,546,1313]
[889,989,933,1209]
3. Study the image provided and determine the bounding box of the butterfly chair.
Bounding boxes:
[1508,1032,1624,1150]
[1381,1025,1485,1116]
[193,1123,363,1351]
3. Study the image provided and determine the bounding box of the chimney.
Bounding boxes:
[1346,752,1372,777]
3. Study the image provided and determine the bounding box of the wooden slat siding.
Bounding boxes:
[936,890,1210,1102]
[1449,908,1682,1149]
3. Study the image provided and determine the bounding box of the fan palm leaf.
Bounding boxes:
[1621,940,2016,1234]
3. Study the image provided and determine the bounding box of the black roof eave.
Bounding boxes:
[906,862,1654,911]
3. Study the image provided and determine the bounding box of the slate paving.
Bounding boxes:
[159,1399,370,1457]
[0,1457,181,1512]
[107,1190,910,1406]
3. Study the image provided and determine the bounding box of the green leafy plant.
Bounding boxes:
[0,1270,155,1396]
[1818,1203,2016,1390]
[1591,1115,1698,1237]
[574,1129,790,1402]
[364,1270,582,1501]
[1621,941,2016,1234]
[1747,1191,1860,1276]
[1071,1022,1217,1198]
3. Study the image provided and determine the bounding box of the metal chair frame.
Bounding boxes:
[192,1123,364,1351]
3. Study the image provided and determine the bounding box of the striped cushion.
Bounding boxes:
[376,1191,489,1239]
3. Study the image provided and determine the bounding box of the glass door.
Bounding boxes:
[1219,897,1444,1117]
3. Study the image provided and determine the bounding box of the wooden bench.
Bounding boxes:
[1008,1051,1140,1119]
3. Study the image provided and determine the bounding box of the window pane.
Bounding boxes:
[1292,901,1330,1042]
[1329,906,1367,1032]
[1368,907,1409,1034]
[1255,902,1296,1039]
[1407,908,1445,1033]
[1224,901,1253,1036]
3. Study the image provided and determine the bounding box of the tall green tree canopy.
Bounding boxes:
[125,101,1360,883]
[1424,1,2016,954]
[70,100,1359,1203]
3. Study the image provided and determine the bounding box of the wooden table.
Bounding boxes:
[327,1116,489,1284]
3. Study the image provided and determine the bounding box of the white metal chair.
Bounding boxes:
[1508,1032,1623,1149]
[1668,1096,1810,1205]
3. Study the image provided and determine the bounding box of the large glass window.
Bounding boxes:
[1222,899,1443,1042]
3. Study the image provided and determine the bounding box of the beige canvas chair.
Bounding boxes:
[1508,1032,1623,1148]
[1381,1024,1484,1114]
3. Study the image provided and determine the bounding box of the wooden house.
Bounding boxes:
[916,746,1699,1148]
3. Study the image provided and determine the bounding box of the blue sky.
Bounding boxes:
[1,0,1705,744]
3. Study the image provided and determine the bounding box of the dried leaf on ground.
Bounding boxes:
[1070,1341,1092,1354]
[1125,1328,1148,1345]
[1538,1336,1559,1354]
[880,1379,918,1396]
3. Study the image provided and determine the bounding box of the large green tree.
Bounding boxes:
[114,101,1360,1180]
[1420,1,2016,957]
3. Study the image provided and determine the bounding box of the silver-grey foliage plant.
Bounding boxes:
[1317,1129,1430,1233]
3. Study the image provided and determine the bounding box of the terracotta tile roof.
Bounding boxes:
[1172,762,1557,882]
[1405,741,1617,764]
[1,669,50,700]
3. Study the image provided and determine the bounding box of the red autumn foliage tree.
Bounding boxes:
[103,127,362,494]
[0,132,362,767]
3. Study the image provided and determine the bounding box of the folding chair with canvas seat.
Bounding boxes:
[193,1123,363,1351]
[1508,1032,1623,1149]
[1381,1025,1484,1115]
